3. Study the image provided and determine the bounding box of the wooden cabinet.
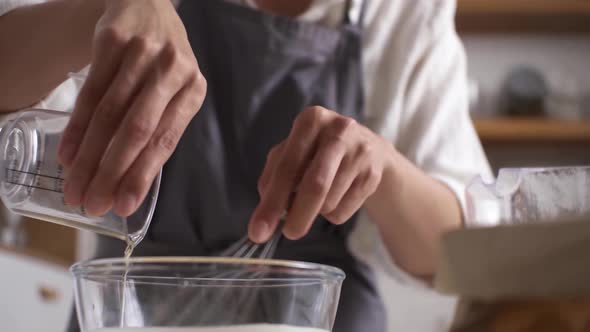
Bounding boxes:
[0,247,73,332]
[23,218,77,264]
[456,0,590,34]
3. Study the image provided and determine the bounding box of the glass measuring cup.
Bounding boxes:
[0,108,161,245]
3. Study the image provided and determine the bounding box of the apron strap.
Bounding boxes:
[343,0,368,27]
[358,0,368,27]
[240,0,367,28]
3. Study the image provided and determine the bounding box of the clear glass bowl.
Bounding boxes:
[71,257,345,332]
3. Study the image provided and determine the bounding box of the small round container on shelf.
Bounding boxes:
[500,66,548,117]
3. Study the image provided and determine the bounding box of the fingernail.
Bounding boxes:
[249,220,271,243]
[283,229,300,241]
[63,180,83,206]
[58,142,76,166]
[114,192,137,217]
[84,194,107,217]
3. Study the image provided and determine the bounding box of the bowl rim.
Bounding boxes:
[70,256,346,281]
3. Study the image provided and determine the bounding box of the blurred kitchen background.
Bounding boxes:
[462,0,590,172]
[1,1,589,332]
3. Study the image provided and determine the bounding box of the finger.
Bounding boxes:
[323,171,381,225]
[320,156,357,215]
[114,81,203,216]
[64,38,155,210]
[282,138,346,240]
[257,141,286,196]
[83,47,190,216]
[59,28,127,168]
[248,107,327,242]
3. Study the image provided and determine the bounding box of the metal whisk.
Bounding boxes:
[163,213,287,325]
[220,218,284,259]
[220,193,294,261]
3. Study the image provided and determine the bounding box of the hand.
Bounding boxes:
[249,106,395,242]
[59,0,206,217]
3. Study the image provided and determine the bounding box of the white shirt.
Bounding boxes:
[1,0,492,330]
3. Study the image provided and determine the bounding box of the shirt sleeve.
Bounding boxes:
[348,0,492,286]
[1,0,87,112]
[0,0,45,16]
[392,1,492,215]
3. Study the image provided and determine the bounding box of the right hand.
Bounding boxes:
[59,0,206,217]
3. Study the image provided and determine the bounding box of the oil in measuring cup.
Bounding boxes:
[0,108,161,248]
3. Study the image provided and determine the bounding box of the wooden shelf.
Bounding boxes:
[474,117,590,143]
[456,0,590,34]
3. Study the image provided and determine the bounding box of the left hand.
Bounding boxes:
[249,106,395,243]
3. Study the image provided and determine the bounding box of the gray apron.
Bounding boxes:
[86,0,387,331]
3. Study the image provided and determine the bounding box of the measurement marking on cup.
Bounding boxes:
[5,180,64,193]
[5,167,65,193]
[6,168,64,180]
